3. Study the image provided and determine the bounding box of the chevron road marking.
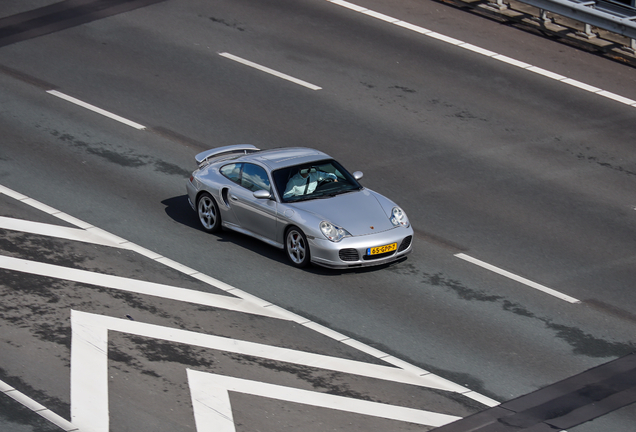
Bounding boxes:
[187,370,460,431]
[1,183,500,431]
[0,183,497,407]
[70,310,463,432]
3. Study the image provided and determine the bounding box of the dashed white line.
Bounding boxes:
[46,90,147,130]
[218,52,322,91]
[325,0,636,108]
[455,253,581,304]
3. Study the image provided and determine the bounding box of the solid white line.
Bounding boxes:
[362,10,400,23]
[395,21,432,34]
[0,379,79,431]
[428,32,463,45]
[527,66,566,80]
[46,90,147,130]
[329,0,367,12]
[455,253,581,304]
[597,90,636,105]
[218,52,322,90]
[561,78,602,92]
[325,0,636,109]
[492,54,532,68]
[459,43,497,57]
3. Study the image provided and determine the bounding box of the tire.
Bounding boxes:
[197,192,221,233]
[285,227,310,268]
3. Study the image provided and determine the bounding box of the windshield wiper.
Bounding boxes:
[324,187,360,197]
[285,195,316,203]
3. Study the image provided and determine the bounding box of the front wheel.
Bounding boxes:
[285,227,310,268]
[197,192,221,233]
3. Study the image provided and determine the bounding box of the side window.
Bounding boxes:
[241,163,271,192]
[220,163,242,184]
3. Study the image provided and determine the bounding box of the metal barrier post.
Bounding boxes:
[583,22,596,37]
[490,0,508,10]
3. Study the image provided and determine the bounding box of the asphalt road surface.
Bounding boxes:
[1,0,635,431]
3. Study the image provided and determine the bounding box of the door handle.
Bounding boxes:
[230,195,239,201]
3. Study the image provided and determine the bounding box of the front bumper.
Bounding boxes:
[308,226,414,269]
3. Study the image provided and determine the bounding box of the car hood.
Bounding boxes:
[289,189,394,236]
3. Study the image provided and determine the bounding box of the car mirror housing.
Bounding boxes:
[353,171,363,180]
[253,190,272,199]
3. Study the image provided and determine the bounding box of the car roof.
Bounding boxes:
[243,147,333,171]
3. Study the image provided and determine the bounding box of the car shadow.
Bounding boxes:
[161,195,408,274]
[161,195,200,230]
[161,195,289,265]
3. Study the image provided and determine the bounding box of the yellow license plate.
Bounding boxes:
[367,243,397,256]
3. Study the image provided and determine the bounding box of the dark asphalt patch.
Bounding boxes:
[433,352,636,431]
[0,0,166,48]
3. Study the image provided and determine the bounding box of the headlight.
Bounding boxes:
[320,221,350,242]
[390,207,410,227]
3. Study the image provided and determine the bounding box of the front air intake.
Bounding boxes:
[339,249,359,261]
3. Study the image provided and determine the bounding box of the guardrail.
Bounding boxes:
[507,0,636,40]
[448,0,636,65]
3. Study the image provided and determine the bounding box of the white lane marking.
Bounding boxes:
[71,310,463,391]
[189,373,235,432]
[0,183,500,408]
[325,0,636,108]
[218,52,322,91]
[0,255,285,320]
[46,90,147,130]
[0,379,79,431]
[187,370,461,429]
[71,312,108,432]
[70,310,463,431]
[0,216,123,248]
[455,253,581,304]
[363,9,400,23]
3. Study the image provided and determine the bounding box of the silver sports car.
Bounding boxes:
[186,145,413,268]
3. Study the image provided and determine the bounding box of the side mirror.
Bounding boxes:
[253,190,272,199]
[353,171,363,180]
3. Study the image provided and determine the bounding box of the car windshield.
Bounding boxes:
[273,159,362,203]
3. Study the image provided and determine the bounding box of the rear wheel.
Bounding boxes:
[285,227,310,268]
[197,192,221,233]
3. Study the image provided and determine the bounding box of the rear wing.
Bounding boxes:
[195,144,260,166]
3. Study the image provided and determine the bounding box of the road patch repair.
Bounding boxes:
[434,352,636,431]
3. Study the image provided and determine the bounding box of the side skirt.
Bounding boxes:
[221,222,284,250]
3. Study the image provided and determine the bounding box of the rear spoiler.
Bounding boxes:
[195,144,260,166]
